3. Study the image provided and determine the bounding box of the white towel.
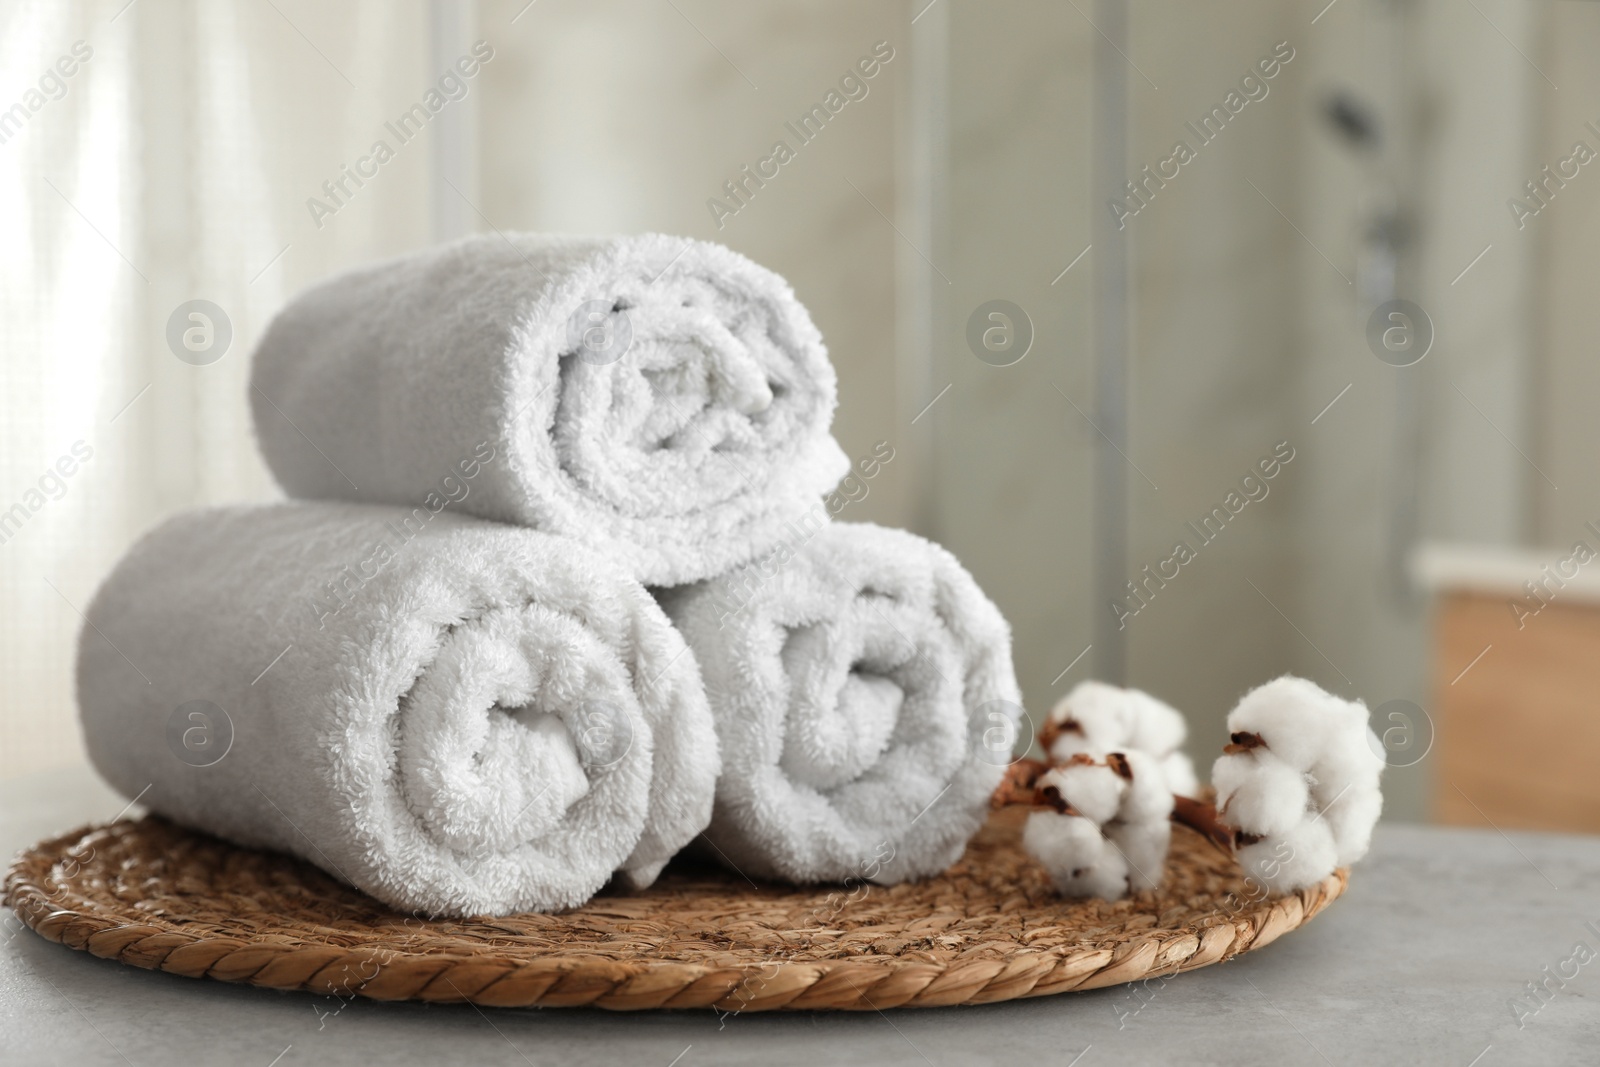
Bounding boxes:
[250,232,849,586]
[657,522,1022,885]
[76,502,718,917]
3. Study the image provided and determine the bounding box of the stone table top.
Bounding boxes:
[3,765,1596,1066]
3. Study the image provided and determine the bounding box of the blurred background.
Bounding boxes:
[3,0,1597,831]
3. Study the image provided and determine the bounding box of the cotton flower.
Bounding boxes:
[1023,807,1129,900]
[1040,680,1200,796]
[1051,754,1126,824]
[1022,750,1175,898]
[1234,818,1338,896]
[1210,745,1307,839]
[1211,675,1385,892]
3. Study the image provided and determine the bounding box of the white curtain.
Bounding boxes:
[0,0,438,777]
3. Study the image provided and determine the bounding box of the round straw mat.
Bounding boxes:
[5,808,1346,1011]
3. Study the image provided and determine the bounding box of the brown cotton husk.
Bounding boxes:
[1170,794,1235,857]
[1224,731,1265,755]
[991,758,1049,809]
[1036,716,1082,754]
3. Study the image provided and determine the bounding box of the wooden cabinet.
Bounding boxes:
[1432,590,1600,833]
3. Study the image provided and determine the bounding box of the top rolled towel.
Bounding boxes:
[250,233,850,586]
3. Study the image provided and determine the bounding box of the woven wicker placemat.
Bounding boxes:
[4,808,1346,1011]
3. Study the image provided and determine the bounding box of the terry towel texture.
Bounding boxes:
[657,522,1022,885]
[77,503,718,917]
[250,232,850,586]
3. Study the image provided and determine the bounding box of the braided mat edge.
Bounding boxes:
[4,810,1346,1011]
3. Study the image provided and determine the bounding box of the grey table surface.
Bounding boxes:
[2,765,1596,1067]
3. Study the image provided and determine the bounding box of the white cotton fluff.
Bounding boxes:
[1322,783,1384,868]
[1053,760,1126,825]
[1045,681,1199,795]
[1161,752,1202,798]
[1212,748,1309,839]
[1024,757,1175,899]
[1212,675,1386,890]
[1108,818,1172,893]
[1236,817,1339,896]
[1118,749,1179,826]
[1227,676,1373,776]
[1023,809,1130,900]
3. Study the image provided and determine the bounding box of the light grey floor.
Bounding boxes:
[3,765,1596,1066]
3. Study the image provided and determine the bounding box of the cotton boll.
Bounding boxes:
[1023,810,1130,899]
[1306,744,1383,820]
[1023,806,1101,866]
[1211,749,1309,838]
[1235,817,1338,895]
[1123,688,1189,758]
[1046,762,1126,826]
[1118,750,1176,825]
[1061,850,1129,899]
[1313,722,1385,782]
[1297,694,1384,864]
[1214,676,1387,893]
[1045,681,1132,760]
[1107,818,1171,892]
[1227,678,1386,805]
[1046,681,1189,764]
[1161,751,1200,797]
[1361,724,1383,764]
[1046,733,1091,763]
[1068,846,1131,900]
[1030,753,1172,899]
[1307,719,1385,806]
[1226,675,1342,771]
[1028,691,1195,902]
[1209,748,1258,805]
[1321,782,1383,866]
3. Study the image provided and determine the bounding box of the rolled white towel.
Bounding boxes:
[1211,675,1385,892]
[657,522,1022,884]
[76,502,718,917]
[1041,680,1200,796]
[250,233,849,586]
